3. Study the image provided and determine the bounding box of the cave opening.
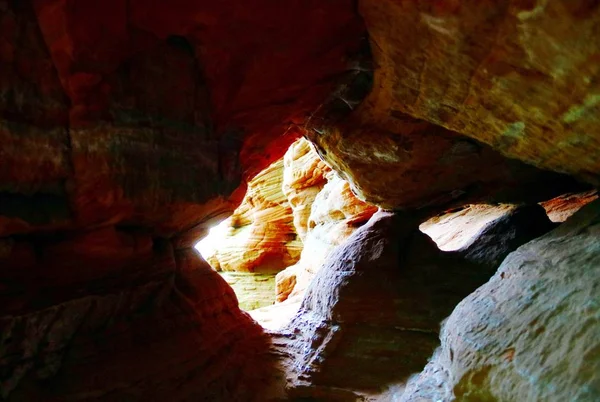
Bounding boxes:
[193,136,600,339]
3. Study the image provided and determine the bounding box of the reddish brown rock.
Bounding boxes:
[1,0,599,400]
[0,1,366,400]
[0,243,278,401]
[540,190,599,222]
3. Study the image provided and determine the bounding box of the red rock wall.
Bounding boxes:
[0,0,367,399]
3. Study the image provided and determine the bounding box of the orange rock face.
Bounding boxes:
[540,190,599,222]
[282,138,331,241]
[204,158,302,273]
[276,139,378,302]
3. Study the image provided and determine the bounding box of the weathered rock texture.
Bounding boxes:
[422,203,556,268]
[421,204,521,251]
[0,247,276,400]
[540,190,599,222]
[0,0,366,399]
[220,272,277,311]
[276,139,378,302]
[355,0,600,186]
[275,211,496,399]
[2,0,600,400]
[305,0,594,212]
[402,199,600,402]
[205,158,302,273]
[282,138,332,241]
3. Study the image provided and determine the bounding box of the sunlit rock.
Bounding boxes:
[282,138,331,241]
[203,158,302,273]
[276,140,377,302]
[540,190,599,222]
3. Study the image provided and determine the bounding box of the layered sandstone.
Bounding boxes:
[282,138,331,241]
[204,158,302,273]
[276,139,378,303]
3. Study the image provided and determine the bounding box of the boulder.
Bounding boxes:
[276,211,496,398]
[402,199,600,401]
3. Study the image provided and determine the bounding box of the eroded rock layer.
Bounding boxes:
[277,139,378,302]
[205,158,302,273]
[305,0,595,212]
[1,0,600,400]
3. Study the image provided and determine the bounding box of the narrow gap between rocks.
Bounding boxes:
[193,137,599,340]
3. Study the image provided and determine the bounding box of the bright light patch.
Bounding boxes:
[195,218,231,261]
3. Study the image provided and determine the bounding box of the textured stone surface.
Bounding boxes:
[421,204,519,251]
[454,204,556,268]
[305,0,593,212]
[540,189,599,222]
[220,272,277,311]
[0,246,278,400]
[282,138,332,241]
[0,1,366,400]
[275,211,497,398]
[277,170,377,302]
[402,200,600,402]
[0,0,366,239]
[356,0,600,186]
[423,203,556,268]
[2,0,600,400]
[204,158,302,273]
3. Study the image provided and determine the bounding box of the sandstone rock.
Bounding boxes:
[540,189,599,222]
[282,138,331,241]
[275,211,496,398]
[2,1,600,400]
[422,203,556,268]
[454,204,556,268]
[421,204,520,251]
[219,272,277,311]
[402,199,600,402]
[202,158,302,273]
[276,170,377,302]
[248,296,303,332]
[0,245,277,400]
[305,0,591,213]
[357,0,600,185]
